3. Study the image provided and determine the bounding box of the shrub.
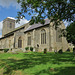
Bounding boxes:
[44,48,47,54]
[25,47,29,51]
[58,49,63,54]
[30,47,33,51]
[4,49,9,53]
[66,48,70,52]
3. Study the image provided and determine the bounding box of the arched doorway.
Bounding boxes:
[18,37,22,48]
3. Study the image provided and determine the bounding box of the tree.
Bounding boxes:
[66,22,75,46]
[17,0,75,26]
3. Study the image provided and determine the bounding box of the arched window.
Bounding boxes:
[41,29,46,44]
[18,37,22,48]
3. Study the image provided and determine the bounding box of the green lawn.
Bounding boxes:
[0,52,75,75]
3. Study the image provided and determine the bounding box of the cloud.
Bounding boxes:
[0,17,29,38]
[15,18,29,28]
[0,21,3,33]
[7,17,16,20]
[0,0,21,9]
[63,20,72,27]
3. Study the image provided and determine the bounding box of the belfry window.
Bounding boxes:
[41,29,46,44]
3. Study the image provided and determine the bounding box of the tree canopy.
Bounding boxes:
[17,0,75,25]
[66,22,75,45]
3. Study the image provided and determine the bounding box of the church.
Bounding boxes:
[0,17,68,52]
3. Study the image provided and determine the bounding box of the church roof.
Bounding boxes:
[24,18,50,32]
[2,23,29,38]
[0,18,50,40]
[0,23,26,40]
[0,33,14,40]
[4,18,50,35]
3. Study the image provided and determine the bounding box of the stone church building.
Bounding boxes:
[0,17,68,52]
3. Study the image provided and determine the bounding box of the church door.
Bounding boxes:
[18,37,22,48]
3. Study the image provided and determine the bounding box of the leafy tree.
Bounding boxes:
[66,22,75,46]
[17,0,75,26]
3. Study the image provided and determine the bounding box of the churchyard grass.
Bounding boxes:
[0,52,75,75]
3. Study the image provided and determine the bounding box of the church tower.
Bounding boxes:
[2,17,15,37]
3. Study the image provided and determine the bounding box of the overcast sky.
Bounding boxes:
[0,0,70,38]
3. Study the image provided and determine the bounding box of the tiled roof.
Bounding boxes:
[24,18,50,32]
[0,33,14,40]
[0,19,50,40]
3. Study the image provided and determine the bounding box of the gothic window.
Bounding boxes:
[41,29,46,44]
[28,36,31,45]
[10,23,12,28]
[18,37,22,48]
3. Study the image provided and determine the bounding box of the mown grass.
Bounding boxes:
[0,52,75,75]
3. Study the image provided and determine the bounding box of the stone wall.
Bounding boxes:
[0,35,14,49]
[0,18,69,52]
[24,25,52,52]
[50,22,68,52]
